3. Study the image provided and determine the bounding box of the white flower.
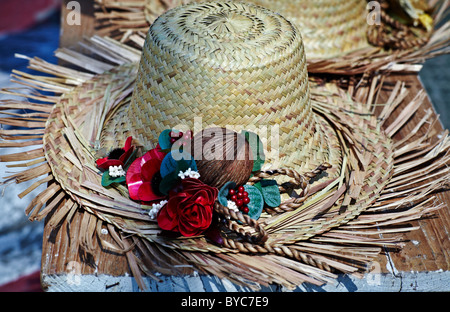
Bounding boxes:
[109,165,126,177]
[149,200,168,220]
[177,168,201,180]
[227,200,239,213]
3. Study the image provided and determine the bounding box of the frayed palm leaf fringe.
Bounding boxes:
[0,36,449,291]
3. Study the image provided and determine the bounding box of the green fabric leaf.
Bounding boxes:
[256,179,281,208]
[176,157,197,173]
[160,152,197,178]
[241,130,265,172]
[122,147,138,170]
[158,170,179,195]
[158,157,198,195]
[160,152,178,178]
[243,184,264,220]
[101,171,126,187]
[158,129,174,150]
[218,181,237,207]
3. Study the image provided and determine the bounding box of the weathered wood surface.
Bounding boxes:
[59,0,96,49]
[374,73,450,276]
[40,0,450,292]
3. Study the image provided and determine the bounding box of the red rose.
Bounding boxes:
[157,178,218,237]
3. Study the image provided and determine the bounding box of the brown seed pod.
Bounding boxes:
[190,127,254,189]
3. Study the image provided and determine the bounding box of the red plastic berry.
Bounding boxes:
[243,191,248,197]
[238,186,245,193]
[243,197,250,204]
[243,207,249,214]
[229,189,236,196]
[237,192,244,199]
[231,195,237,202]
[236,199,243,207]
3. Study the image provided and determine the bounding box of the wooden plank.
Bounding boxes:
[40,205,130,292]
[60,0,96,50]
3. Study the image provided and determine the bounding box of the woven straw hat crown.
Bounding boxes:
[108,1,340,174]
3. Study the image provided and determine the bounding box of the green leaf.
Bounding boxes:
[158,170,179,195]
[176,158,197,173]
[160,147,172,154]
[101,171,126,187]
[218,181,237,207]
[158,157,199,195]
[256,179,281,208]
[160,152,197,178]
[158,129,174,150]
[160,152,178,178]
[243,184,264,220]
[241,130,265,172]
[123,147,138,170]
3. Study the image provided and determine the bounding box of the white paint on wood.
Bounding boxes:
[41,270,450,292]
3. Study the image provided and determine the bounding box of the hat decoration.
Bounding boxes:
[94,0,450,75]
[1,1,449,290]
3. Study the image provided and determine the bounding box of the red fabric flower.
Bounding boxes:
[126,146,166,202]
[96,136,135,170]
[157,178,218,237]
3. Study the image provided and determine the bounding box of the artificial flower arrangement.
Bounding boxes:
[96,127,282,241]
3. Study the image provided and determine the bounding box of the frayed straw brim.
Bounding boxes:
[94,0,450,75]
[1,35,449,290]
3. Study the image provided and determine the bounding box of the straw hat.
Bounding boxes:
[1,1,449,290]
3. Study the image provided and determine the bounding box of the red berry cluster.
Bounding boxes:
[170,130,192,146]
[229,186,250,214]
